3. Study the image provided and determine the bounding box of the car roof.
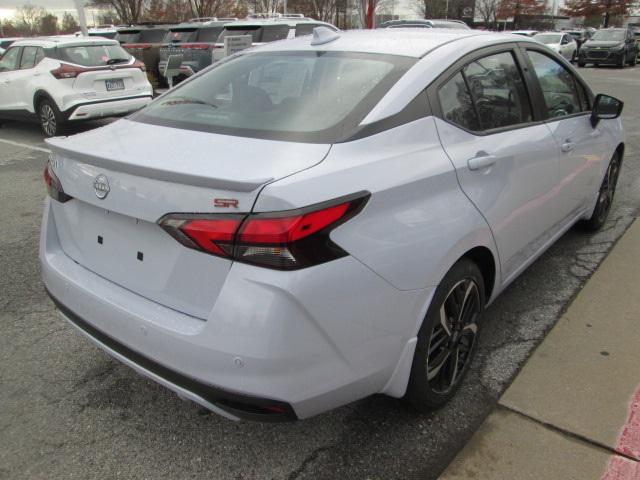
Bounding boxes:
[11,36,119,48]
[255,28,530,58]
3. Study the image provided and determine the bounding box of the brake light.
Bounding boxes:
[50,63,87,79]
[43,159,72,203]
[159,192,369,270]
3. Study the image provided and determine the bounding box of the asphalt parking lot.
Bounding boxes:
[1,65,640,480]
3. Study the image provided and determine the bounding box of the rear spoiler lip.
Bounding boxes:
[44,141,273,192]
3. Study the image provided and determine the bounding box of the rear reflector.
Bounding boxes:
[159,192,369,270]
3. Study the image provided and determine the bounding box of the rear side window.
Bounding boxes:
[197,27,224,42]
[438,72,480,131]
[218,26,290,43]
[462,52,532,130]
[58,44,131,67]
[526,50,585,118]
[19,46,39,69]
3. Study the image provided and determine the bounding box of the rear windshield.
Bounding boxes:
[140,28,168,42]
[165,29,198,43]
[217,25,290,43]
[197,26,224,42]
[133,51,414,143]
[116,30,141,43]
[58,44,132,66]
[591,30,625,41]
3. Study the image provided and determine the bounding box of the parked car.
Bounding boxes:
[378,19,470,29]
[41,28,624,421]
[578,27,637,67]
[158,21,231,81]
[119,24,174,87]
[159,18,335,84]
[0,36,153,136]
[216,17,338,45]
[533,32,578,61]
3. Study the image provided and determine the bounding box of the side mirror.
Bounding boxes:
[591,94,623,128]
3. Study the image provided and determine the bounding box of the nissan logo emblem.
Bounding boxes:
[93,174,110,199]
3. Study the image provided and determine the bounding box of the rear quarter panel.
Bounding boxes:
[254,117,500,296]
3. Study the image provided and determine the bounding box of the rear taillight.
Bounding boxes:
[43,159,72,203]
[132,59,146,71]
[159,192,369,270]
[50,63,87,79]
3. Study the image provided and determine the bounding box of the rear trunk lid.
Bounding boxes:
[45,119,330,319]
[72,65,149,99]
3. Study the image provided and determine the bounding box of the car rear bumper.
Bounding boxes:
[65,95,153,121]
[40,199,430,420]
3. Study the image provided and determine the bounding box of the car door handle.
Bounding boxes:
[561,140,574,153]
[468,153,497,171]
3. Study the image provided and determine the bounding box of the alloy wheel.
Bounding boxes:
[40,104,57,136]
[426,278,480,394]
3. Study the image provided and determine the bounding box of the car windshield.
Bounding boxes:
[592,30,625,41]
[534,34,562,44]
[133,51,414,142]
[58,44,131,66]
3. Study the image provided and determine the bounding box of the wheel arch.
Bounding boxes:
[461,246,497,303]
[615,142,625,166]
[33,90,56,114]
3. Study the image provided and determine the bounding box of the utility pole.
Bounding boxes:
[74,0,88,35]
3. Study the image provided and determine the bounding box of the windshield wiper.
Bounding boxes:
[106,58,130,65]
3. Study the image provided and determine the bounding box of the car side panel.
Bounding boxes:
[253,117,500,295]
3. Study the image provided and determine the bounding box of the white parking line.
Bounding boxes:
[0,138,50,154]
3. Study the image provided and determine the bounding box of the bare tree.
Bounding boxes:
[14,3,46,35]
[189,0,233,17]
[310,0,337,22]
[89,0,145,25]
[476,0,499,27]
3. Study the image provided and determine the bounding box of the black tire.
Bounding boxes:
[580,153,620,232]
[617,55,625,68]
[630,54,637,66]
[578,60,586,67]
[37,98,66,137]
[571,50,577,63]
[404,258,485,412]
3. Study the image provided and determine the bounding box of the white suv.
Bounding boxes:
[0,36,153,136]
